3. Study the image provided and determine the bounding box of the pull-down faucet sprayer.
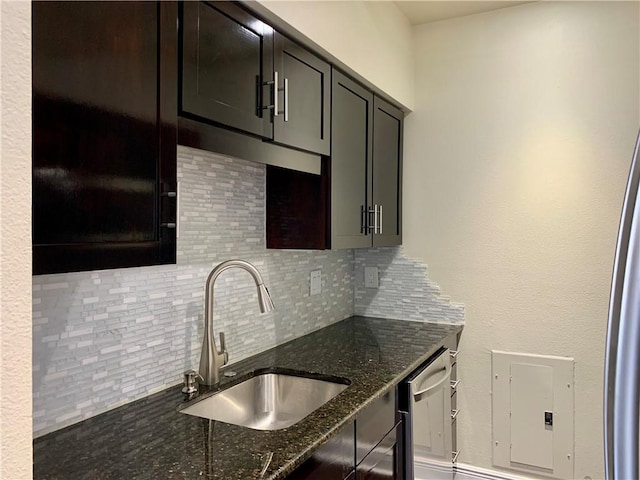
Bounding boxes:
[198,259,275,386]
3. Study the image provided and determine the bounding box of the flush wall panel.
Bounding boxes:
[492,351,574,479]
[510,363,553,469]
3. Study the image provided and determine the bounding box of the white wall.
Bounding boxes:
[404,2,639,478]
[0,1,33,478]
[258,0,414,110]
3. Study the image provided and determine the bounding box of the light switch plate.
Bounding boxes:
[310,270,321,295]
[364,267,379,288]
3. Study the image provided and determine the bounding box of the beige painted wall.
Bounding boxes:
[258,0,414,110]
[404,2,639,478]
[0,1,33,478]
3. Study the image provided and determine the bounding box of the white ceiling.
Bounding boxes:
[394,1,535,26]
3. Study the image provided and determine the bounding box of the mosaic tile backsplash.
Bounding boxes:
[33,146,464,437]
[353,247,465,323]
[33,147,354,436]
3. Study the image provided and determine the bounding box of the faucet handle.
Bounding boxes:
[219,332,229,365]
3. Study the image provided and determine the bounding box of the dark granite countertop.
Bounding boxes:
[33,316,462,479]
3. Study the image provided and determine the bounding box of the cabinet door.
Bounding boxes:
[32,1,177,274]
[371,97,403,247]
[273,33,331,155]
[356,425,398,480]
[287,422,355,479]
[356,390,397,464]
[180,1,273,138]
[330,70,373,249]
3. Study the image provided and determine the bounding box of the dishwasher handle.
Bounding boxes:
[412,360,451,401]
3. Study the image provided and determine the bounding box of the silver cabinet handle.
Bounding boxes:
[261,72,279,117]
[451,408,460,421]
[374,205,379,234]
[273,71,279,117]
[450,350,459,360]
[452,450,460,463]
[369,204,382,235]
[270,73,287,120]
[161,223,176,229]
[450,379,460,391]
[283,77,289,122]
[368,205,380,234]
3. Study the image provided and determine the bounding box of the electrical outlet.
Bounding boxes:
[364,267,379,288]
[310,270,322,295]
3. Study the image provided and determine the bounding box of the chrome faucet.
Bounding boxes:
[198,259,275,386]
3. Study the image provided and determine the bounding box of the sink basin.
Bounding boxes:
[179,371,349,430]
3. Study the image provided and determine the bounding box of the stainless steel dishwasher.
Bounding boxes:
[400,347,453,480]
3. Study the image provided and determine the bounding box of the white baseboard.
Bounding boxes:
[413,458,535,480]
[455,462,536,480]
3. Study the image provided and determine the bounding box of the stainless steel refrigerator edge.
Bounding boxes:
[604,130,640,480]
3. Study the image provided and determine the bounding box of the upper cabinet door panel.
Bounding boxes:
[372,96,403,247]
[331,70,373,249]
[32,1,177,274]
[273,33,331,156]
[180,1,273,138]
[33,1,158,246]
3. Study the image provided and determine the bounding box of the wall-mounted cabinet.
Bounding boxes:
[32,1,404,273]
[180,1,273,139]
[32,1,177,275]
[330,71,373,249]
[179,1,330,156]
[371,96,403,247]
[267,70,403,251]
[272,32,331,155]
[331,71,403,249]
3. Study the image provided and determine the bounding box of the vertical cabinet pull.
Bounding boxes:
[273,71,279,117]
[283,77,289,122]
[261,72,279,116]
[368,205,379,234]
[374,205,379,234]
[367,205,383,234]
[264,72,288,120]
[452,450,460,463]
[161,187,178,233]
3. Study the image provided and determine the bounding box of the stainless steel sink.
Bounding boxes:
[179,372,349,430]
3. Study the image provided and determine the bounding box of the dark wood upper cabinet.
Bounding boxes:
[266,69,404,251]
[179,1,273,138]
[329,71,403,249]
[271,32,331,156]
[371,96,403,247]
[331,70,373,249]
[179,1,330,156]
[32,1,177,275]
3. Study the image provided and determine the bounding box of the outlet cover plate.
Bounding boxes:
[310,270,321,295]
[364,267,379,288]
